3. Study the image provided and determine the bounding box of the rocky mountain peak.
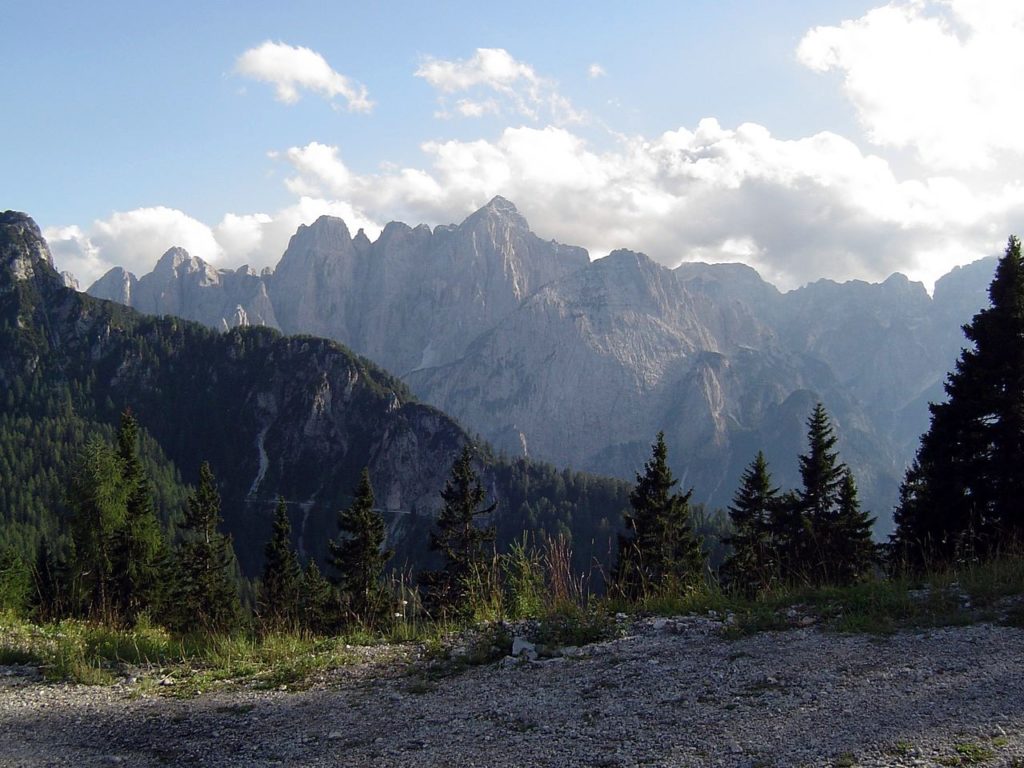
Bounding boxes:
[462,195,530,232]
[292,215,353,251]
[0,211,55,281]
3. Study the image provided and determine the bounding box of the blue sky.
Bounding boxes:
[3,1,1023,290]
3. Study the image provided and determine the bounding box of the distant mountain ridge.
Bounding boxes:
[87,198,998,533]
[1,210,629,576]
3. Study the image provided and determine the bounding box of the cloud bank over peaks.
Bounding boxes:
[415,48,582,124]
[235,41,373,113]
[273,118,1021,290]
[798,0,1024,171]
[46,199,382,287]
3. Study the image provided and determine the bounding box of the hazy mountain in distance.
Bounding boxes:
[86,199,998,534]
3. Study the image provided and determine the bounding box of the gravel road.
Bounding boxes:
[2,619,1022,767]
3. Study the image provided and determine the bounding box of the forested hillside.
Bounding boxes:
[0,210,629,578]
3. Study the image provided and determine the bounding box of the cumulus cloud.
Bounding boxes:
[272,119,1024,290]
[415,48,582,124]
[235,41,373,112]
[46,201,381,288]
[588,63,606,79]
[798,0,1024,170]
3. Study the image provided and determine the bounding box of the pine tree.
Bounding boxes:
[721,451,779,595]
[67,438,129,621]
[111,409,164,622]
[894,236,1024,565]
[172,462,241,633]
[796,404,848,582]
[422,446,496,616]
[329,469,392,625]
[614,432,703,598]
[832,469,877,584]
[260,497,301,629]
[299,560,335,634]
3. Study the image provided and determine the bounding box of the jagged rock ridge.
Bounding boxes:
[85,200,998,532]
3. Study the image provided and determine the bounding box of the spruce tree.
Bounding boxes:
[422,446,496,616]
[784,404,877,584]
[796,404,848,583]
[260,497,301,629]
[832,469,877,583]
[722,451,779,595]
[299,560,335,634]
[67,438,129,622]
[172,462,241,633]
[894,236,1024,565]
[614,432,703,598]
[329,469,392,625]
[111,410,164,622]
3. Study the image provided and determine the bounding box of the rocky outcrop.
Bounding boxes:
[89,248,279,331]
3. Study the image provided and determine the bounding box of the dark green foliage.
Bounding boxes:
[30,537,60,621]
[66,438,130,621]
[832,469,877,583]
[721,451,780,595]
[487,458,630,583]
[614,432,704,597]
[111,410,165,622]
[298,560,335,634]
[260,497,302,629]
[171,463,241,633]
[422,446,496,616]
[328,469,392,625]
[894,236,1024,566]
[0,547,31,616]
[793,404,875,585]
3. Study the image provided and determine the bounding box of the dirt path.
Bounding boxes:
[2,620,1023,767]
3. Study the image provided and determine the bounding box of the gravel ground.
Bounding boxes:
[2,619,1023,767]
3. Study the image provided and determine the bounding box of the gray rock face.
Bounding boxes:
[83,199,998,532]
[89,248,279,331]
[269,196,589,375]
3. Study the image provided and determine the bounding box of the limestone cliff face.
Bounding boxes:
[80,199,998,532]
[268,196,589,374]
[89,248,279,331]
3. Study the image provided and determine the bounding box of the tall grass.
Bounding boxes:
[5,547,1024,690]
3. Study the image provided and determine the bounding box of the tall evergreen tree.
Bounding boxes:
[111,409,164,622]
[614,432,703,597]
[172,462,241,633]
[894,236,1024,565]
[832,469,877,583]
[329,469,392,625]
[783,404,876,584]
[260,497,301,629]
[67,438,129,621]
[796,404,848,582]
[422,446,496,616]
[721,451,779,595]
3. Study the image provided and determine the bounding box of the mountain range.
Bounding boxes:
[87,197,996,534]
[0,210,629,577]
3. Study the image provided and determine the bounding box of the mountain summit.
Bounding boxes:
[84,200,998,530]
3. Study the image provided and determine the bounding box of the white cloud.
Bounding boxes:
[46,201,382,288]
[273,119,1024,290]
[588,63,606,79]
[235,41,373,113]
[798,0,1024,170]
[415,48,582,124]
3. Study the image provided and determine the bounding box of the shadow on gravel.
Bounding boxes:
[1,630,1023,768]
